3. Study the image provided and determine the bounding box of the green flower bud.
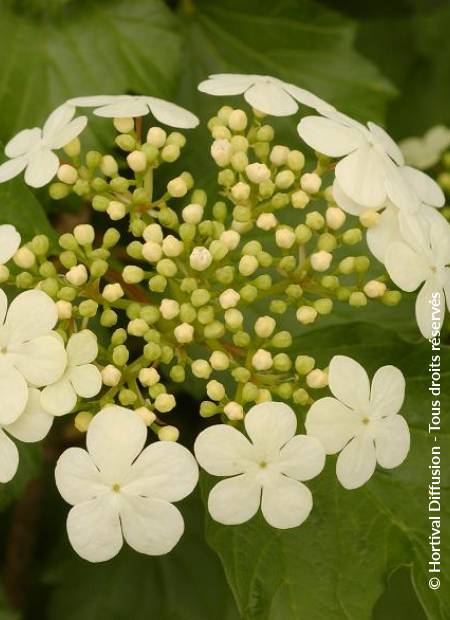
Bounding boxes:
[115,134,136,152]
[85,150,102,169]
[101,308,118,327]
[78,299,98,318]
[72,179,90,197]
[158,208,179,229]
[354,256,370,273]
[180,277,197,293]
[240,284,258,302]
[271,192,289,210]
[191,289,210,307]
[349,291,367,307]
[179,303,197,323]
[128,318,149,337]
[314,298,333,315]
[230,151,248,172]
[160,346,174,364]
[178,223,196,243]
[293,388,309,405]
[286,284,303,299]
[31,235,49,256]
[58,286,77,301]
[139,306,159,324]
[305,211,325,231]
[49,182,70,200]
[382,290,402,306]
[144,342,162,362]
[149,383,166,399]
[119,389,137,407]
[232,331,250,347]
[168,365,185,383]
[197,306,215,325]
[232,366,251,383]
[63,138,80,157]
[112,328,127,346]
[343,229,363,245]
[259,179,275,199]
[127,241,143,260]
[273,353,292,372]
[156,258,177,278]
[225,309,243,330]
[191,359,212,379]
[253,142,270,159]
[200,401,219,418]
[287,149,305,171]
[206,380,226,401]
[110,176,130,193]
[60,251,77,270]
[91,178,108,193]
[275,169,295,190]
[337,287,351,301]
[59,233,78,251]
[233,205,252,223]
[253,274,272,290]
[218,169,235,187]
[212,201,227,222]
[215,266,235,285]
[39,261,57,278]
[141,143,159,164]
[90,259,109,278]
[40,277,59,297]
[317,232,337,252]
[270,300,287,314]
[339,257,356,274]
[295,355,315,375]
[144,329,160,343]
[256,125,274,142]
[92,195,109,212]
[167,131,186,148]
[277,383,293,399]
[125,303,141,321]
[295,224,312,244]
[321,275,339,290]
[161,144,180,162]
[123,265,144,284]
[270,331,292,348]
[113,344,129,366]
[242,382,259,403]
[257,252,273,268]
[16,272,34,288]
[204,320,225,339]
[279,256,296,272]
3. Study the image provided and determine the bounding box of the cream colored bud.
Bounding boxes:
[114,117,134,133]
[310,250,332,272]
[211,139,232,166]
[245,162,270,184]
[220,230,240,250]
[301,172,322,194]
[209,351,230,371]
[252,349,273,371]
[57,164,78,185]
[154,393,176,413]
[291,190,310,209]
[254,316,276,338]
[223,401,244,421]
[56,300,72,320]
[14,247,35,269]
[296,306,317,325]
[270,145,289,166]
[162,235,183,257]
[275,169,295,190]
[174,322,194,344]
[255,389,272,403]
[326,207,346,230]
[135,406,156,426]
[182,203,203,224]
[224,308,243,329]
[107,200,127,221]
[219,288,240,309]
[306,369,328,389]
[228,109,247,132]
[138,367,160,387]
[122,265,144,284]
[191,359,212,379]
[231,221,252,234]
[102,283,124,302]
[143,223,163,243]
[359,209,381,228]
[142,241,162,262]
[127,150,147,172]
[190,246,212,271]
[100,155,118,177]
[275,228,296,249]
[147,126,167,148]
[159,298,180,320]
[167,177,188,198]
[101,364,122,387]
[231,181,251,201]
[74,411,93,433]
[128,318,148,337]
[158,425,179,441]
[256,213,277,231]
[363,280,387,298]
[239,255,258,276]
[66,264,88,286]
[73,224,95,246]
[206,380,226,401]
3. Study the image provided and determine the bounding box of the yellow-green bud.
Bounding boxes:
[349,291,367,307]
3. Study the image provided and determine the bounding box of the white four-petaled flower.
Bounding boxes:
[198,73,334,117]
[68,95,199,128]
[194,402,325,529]
[0,225,21,264]
[41,330,102,416]
[306,356,410,489]
[400,125,450,170]
[0,105,87,188]
[0,289,66,424]
[55,406,199,562]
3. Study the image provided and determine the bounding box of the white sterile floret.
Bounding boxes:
[190,247,212,271]
[256,213,277,230]
[69,95,199,129]
[55,406,199,562]
[182,203,204,224]
[0,289,66,423]
[245,163,270,184]
[252,349,273,371]
[195,402,325,528]
[0,104,87,188]
[174,323,194,344]
[219,289,240,309]
[298,111,418,211]
[211,139,232,166]
[159,299,180,320]
[306,356,410,490]
[310,250,332,272]
[400,125,450,170]
[384,217,450,338]
[198,74,334,117]
[0,225,21,266]
[41,330,102,416]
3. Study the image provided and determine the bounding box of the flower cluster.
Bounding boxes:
[0,72,446,562]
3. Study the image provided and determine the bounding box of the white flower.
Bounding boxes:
[400,125,450,170]
[0,225,21,264]
[55,406,198,562]
[198,74,334,117]
[0,289,66,424]
[305,356,410,489]
[298,111,417,210]
[194,402,325,528]
[385,217,450,338]
[41,330,102,416]
[0,388,53,483]
[0,104,87,188]
[68,95,199,129]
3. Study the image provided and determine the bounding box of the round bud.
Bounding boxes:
[231,181,251,201]
[206,380,226,401]
[174,322,194,344]
[296,306,317,325]
[158,425,179,442]
[162,235,183,257]
[219,288,240,309]
[209,351,230,370]
[100,155,118,177]
[275,169,295,190]
[275,227,296,249]
[270,145,289,166]
[66,264,88,287]
[228,109,247,132]
[122,265,144,284]
[147,126,167,147]
[190,246,212,271]
[57,164,78,184]
[154,393,176,413]
[182,203,203,224]
[254,316,276,338]
[159,298,180,320]
[113,117,134,133]
[211,139,232,166]
[63,138,81,157]
[156,259,177,278]
[245,162,270,184]
[287,150,305,171]
[252,349,273,371]
[220,230,240,250]
[135,406,156,426]
[142,241,163,263]
[349,292,368,307]
[167,177,188,198]
[223,401,244,421]
[239,255,258,276]
[74,412,93,433]
[310,250,333,272]
[291,190,310,209]
[73,224,95,246]
[306,369,328,389]
[224,308,243,329]
[101,364,122,387]
[364,280,387,298]
[102,283,124,302]
[127,150,147,172]
[56,300,72,320]
[301,172,322,193]
[359,209,380,228]
[143,223,163,243]
[256,213,277,231]
[326,207,346,230]
[107,200,127,221]
[191,359,212,379]
[295,355,315,375]
[139,367,160,387]
[14,247,35,269]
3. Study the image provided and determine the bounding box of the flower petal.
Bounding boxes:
[123,441,198,502]
[0,288,7,324]
[429,220,450,267]
[261,474,312,528]
[120,494,184,555]
[66,329,98,365]
[0,428,19,483]
[0,358,28,424]
[335,145,387,208]
[305,397,361,454]
[367,206,401,263]
[367,121,404,165]
[86,406,147,483]
[194,424,254,476]
[385,241,430,292]
[244,401,297,452]
[277,434,325,481]
[336,433,376,489]
[69,364,102,399]
[369,366,405,419]
[55,447,108,505]
[66,494,122,562]
[6,387,53,441]
[68,95,118,107]
[48,116,88,149]
[282,82,334,114]
[0,224,21,265]
[384,160,420,212]
[332,180,365,216]
[244,81,298,116]
[5,289,58,343]
[415,279,443,339]
[0,156,28,183]
[40,378,77,416]
[43,104,75,137]
[207,473,261,525]
[9,335,67,386]
[400,166,445,208]
[328,355,370,413]
[297,116,362,158]
[374,415,410,469]
[146,97,199,128]
[5,128,41,158]
[198,74,254,96]
[94,99,149,118]
[24,149,60,188]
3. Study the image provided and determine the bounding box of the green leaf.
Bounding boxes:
[44,493,239,620]
[202,323,450,619]
[0,0,181,141]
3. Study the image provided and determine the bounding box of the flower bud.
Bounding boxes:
[301,172,322,193]
[127,150,147,172]
[146,126,167,147]
[182,203,203,224]
[190,246,212,271]
[326,206,346,230]
[102,283,124,302]
[314,298,333,314]
[158,425,179,441]
[364,280,387,298]
[275,227,296,249]
[339,257,356,274]
[349,292,367,307]
[143,223,163,243]
[101,364,122,386]
[223,401,244,421]
[296,306,317,325]
[139,367,160,387]
[343,229,362,245]
[174,322,194,344]
[239,255,258,276]
[228,109,247,132]
[254,316,276,338]
[246,162,270,184]
[79,300,98,318]
[209,351,229,370]
[74,411,93,433]
[142,241,162,262]
[73,224,95,246]
[310,250,332,272]
[270,145,289,166]
[275,169,295,190]
[359,209,380,228]
[162,235,183,257]
[167,177,188,198]
[160,298,180,320]
[63,138,80,157]
[219,288,240,309]
[107,200,127,221]
[224,308,243,330]
[211,139,232,166]
[66,264,88,286]
[252,349,273,371]
[14,247,35,269]
[206,380,226,401]
[287,150,305,171]
[156,258,177,278]
[154,393,176,413]
[191,359,212,379]
[101,308,118,327]
[256,213,277,230]
[122,265,144,284]
[382,290,402,306]
[306,369,328,389]
[305,211,325,231]
[56,300,72,320]
[135,407,156,426]
[291,190,310,209]
[295,355,315,375]
[220,230,240,250]
[128,318,148,337]
[100,155,118,177]
[57,164,78,184]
